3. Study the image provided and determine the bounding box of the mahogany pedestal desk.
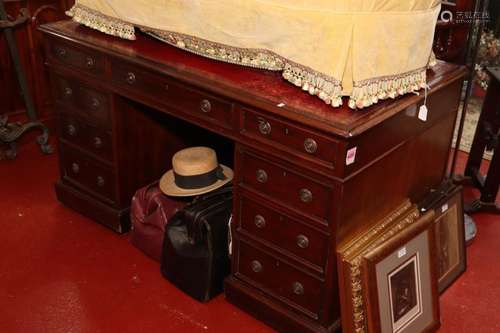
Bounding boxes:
[40,21,466,333]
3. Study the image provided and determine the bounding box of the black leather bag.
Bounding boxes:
[160,186,232,302]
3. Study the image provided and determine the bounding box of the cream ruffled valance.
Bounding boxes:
[67,0,441,110]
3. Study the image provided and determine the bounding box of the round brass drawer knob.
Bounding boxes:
[94,137,103,148]
[85,57,95,69]
[57,47,67,58]
[299,188,313,203]
[292,282,304,295]
[256,169,268,183]
[304,138,318,154]
[97,176,105,187]
[254,215,266,228]
[71,163,79,174]
[200,99,211,113]
[296,235,309,249]
[63,87,73,97]
[258,117,271,135]
[251,260,263,273]
[126,72,136,85]
[91,97,100,109]
[67,124,77,136]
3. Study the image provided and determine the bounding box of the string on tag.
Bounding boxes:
[418,83,430,122]
[423,83,429,106]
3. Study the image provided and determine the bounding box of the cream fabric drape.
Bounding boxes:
[68,0,441,109]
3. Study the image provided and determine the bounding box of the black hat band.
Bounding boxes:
[173,165,226,190]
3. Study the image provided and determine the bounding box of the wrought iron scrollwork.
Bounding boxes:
[0,2,52,159]
[0,116,52,159]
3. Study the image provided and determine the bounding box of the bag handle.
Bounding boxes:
[191,185,233,205]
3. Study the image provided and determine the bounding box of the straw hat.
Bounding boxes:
[160,147,233,197]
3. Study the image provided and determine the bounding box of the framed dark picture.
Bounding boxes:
[419,183,466,293]
[432,186,466,293]
[362,211,439,333]
[388,254,421,331]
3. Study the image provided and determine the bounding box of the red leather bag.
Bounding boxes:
[129,181,188,262]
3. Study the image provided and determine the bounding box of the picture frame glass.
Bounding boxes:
[436,204,460,278]
[388,254,423,332]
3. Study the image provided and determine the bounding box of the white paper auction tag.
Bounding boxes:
[346,147,357,166]
[441,203,449,213]
[418,82,430,122]
[418,105,428,122]
[398,247,407,258]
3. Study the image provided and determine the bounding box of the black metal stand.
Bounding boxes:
[449,0,492,200]
[449,0,489,178]
[463,67,500,214]
[447,0,491,245]
[0,1,52,159]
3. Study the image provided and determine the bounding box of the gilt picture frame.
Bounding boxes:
[362,211,440,333]
[336,200,418,333]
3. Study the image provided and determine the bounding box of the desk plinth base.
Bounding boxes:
[55,181,130,234]
[224,276,340,333]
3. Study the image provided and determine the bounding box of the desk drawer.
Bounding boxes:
[237,241,323,318]
[59,113,113,161]
[60,144,116,202]
[239,196,328,269]
[239,150,332,221]
[53,75,110,125]
[111,60,234,128]
[242,108,337,167]
[48,39,105,77]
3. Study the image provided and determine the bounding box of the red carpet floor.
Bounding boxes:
[0,143,498,333]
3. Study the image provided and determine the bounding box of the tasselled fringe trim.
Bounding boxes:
[145,29,344,107]
[428,51,437,68]
[348,69,427,109]
[66,4,136,40]
[282,64,343,107]
[66,4,430,111]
